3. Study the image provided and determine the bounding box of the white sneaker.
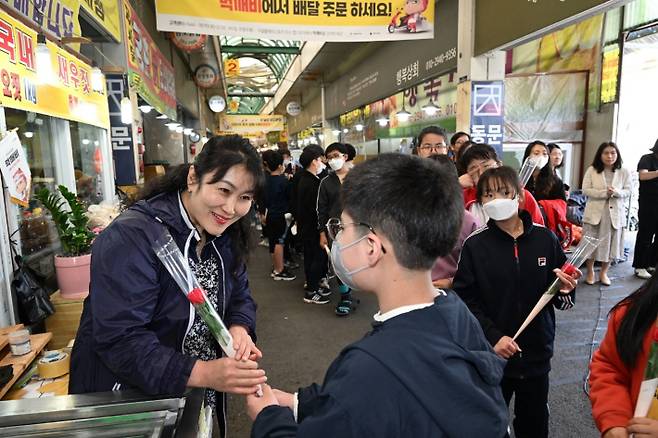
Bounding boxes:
[648,267,656,273]
[635,268,652,280]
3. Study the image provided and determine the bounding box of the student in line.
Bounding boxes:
[453,166,579,438]
[246,153,509,437]
[589,272,658,438]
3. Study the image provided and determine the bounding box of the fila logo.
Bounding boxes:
[538,257,547,266]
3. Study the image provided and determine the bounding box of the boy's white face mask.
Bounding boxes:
[483,197,519,221]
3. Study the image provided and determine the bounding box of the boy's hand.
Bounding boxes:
[493,336,521,359]
[553,268,580,294]
[272,389,295,409]
[603,427,628,438]
[628,417,658,437]
[246,384,279,420]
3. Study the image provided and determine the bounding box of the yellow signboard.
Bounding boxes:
[79,0,122,42]
[1,0,82,41]
[219,115,285,134]
[0,10,110,130]
[224,58,240,77]
[155,0,435,41]
[601,46,619,105]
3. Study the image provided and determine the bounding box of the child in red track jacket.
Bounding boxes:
[590,273,658,437]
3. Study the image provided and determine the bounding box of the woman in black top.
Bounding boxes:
[523,140,566,202]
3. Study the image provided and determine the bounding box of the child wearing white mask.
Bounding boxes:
[453,165,580,438]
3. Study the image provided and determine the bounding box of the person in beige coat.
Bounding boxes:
[582,142,632,286]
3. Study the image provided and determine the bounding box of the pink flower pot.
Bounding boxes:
[54,254,91,299]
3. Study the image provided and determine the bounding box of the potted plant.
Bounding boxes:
[34,185,95,299]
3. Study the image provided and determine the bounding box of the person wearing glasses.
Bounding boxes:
[459,144,545,226]
[413,125,448,158]
[246,154,509,437]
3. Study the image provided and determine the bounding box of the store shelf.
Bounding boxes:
[0,332,52,400]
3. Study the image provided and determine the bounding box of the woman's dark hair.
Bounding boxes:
[416,125,447,147]
[612,272,658,368]
[547,143,563,169]
[476,166,522,202]
[592,141,623,173]
[138,135,265,270]
[522,140,557,198]
[325,142,347,156]
[450,131,471,146]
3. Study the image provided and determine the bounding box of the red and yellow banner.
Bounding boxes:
[0,10,109,129]
[124,0,177,120]
[155,0,435,41]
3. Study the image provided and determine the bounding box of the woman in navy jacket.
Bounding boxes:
[70,135,267,436]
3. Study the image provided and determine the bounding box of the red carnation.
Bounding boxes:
[187,287,206,305]
[562,263,577,276]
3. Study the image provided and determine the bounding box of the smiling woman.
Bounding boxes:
[69,135,266,437]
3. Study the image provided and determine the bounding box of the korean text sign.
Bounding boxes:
[470,81,504,158]
[0,9,109,129]
[155,0,435,41]
[0,131,32,208]
[124,0,177,119]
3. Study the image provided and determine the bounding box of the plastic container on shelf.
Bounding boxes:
[8,329,31,356]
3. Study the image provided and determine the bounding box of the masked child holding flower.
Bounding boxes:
[453,166,579,438]
[590,272,658,438]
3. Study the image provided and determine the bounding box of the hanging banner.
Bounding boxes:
[106,74,137,185]
[124,0,177,120]
[470,81,504,158]
[0,10,110,129]
[79,0,122,42]
[155,0,435,42]
[0,131,32,208]
[218,115,285,134]
[224,58,240,78]
[601,45,620,105]
[0,0,81,41]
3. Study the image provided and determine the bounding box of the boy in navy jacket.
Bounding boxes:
[246,154,509,437]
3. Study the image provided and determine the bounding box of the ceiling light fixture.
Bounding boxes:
[421,100,440,116]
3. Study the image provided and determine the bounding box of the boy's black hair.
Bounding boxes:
[591,141,623,173]
[344,143,356,161]
[428,154,458,177]
[280,149,291,158]
[476,166,522,202]
[416,125,447,147]
[450,131,471,146]
[299,144,323,169]
[458,143,498,174]
[325,142,347,156]
[342,154,463,270]
[263,150,284,172]
[612,271,658,368]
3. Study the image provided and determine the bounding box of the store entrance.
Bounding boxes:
[617,27,658,168]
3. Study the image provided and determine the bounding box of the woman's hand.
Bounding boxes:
[603,426,628,438]
[246,384,279,420]
[189,358,267,395]
[553,268,581,294]
[272,389,295,410]
[628,417,658,437]
[230,325,262,361]
[493,336,521,359]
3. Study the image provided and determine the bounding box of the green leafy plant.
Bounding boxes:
[34,185,95,257]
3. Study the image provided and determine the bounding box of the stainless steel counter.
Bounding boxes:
[0,388,204,437]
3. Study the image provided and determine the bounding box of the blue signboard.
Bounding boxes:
[106,74,136,185]
[470,81,504,158]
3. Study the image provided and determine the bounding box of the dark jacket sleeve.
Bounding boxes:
[90,223,196,395]
[453,240,505,346]
[316,177,330,233]
[226,261,258,340]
